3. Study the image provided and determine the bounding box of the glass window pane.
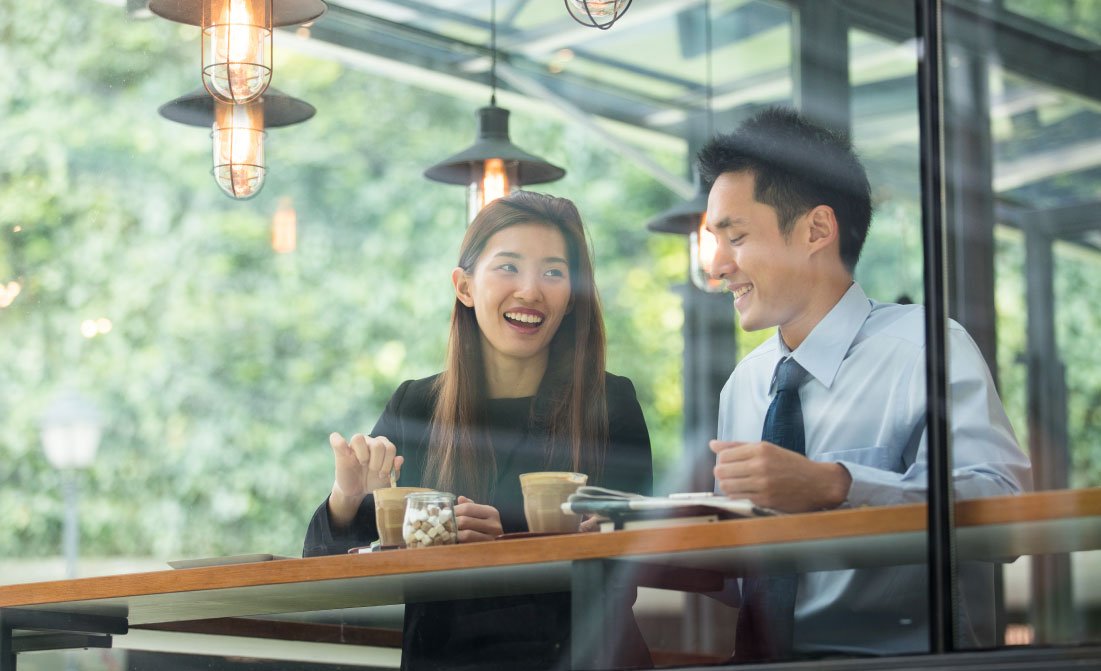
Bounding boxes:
[944,0,1101,651]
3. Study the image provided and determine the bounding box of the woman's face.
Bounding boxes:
[453,223,572,368]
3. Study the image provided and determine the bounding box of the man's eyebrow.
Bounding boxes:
[709,217,745,231]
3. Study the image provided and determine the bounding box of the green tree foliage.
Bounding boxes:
[4,0,1098,566]
[0,0,688,559]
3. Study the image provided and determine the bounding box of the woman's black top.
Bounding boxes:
[303,372,653,671]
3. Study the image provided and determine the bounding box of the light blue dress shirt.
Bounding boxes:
[717,282,1032,655]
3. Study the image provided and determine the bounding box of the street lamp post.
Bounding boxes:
[41,390,102,580]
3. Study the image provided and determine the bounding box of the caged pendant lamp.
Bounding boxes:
[425,0,565,224]
[159,87,315,200]
[148,0,327,104]
[564,0,633,30]
[645,0,725,293]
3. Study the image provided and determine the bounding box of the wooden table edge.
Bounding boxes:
[1,488,1097,609]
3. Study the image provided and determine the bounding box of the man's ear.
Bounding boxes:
[806,205,839,251]
[452,267,475,307]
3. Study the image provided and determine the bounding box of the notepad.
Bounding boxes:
[562,486,777,530]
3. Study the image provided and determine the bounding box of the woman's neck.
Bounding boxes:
[481,344,549,399]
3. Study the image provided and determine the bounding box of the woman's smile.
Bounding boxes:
[504,307,546,333]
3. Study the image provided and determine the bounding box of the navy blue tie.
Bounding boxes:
[735,357,808,661]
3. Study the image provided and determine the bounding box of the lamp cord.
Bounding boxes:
[705,0,713,138]
[491,0,498,106]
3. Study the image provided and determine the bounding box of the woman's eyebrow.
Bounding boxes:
[491,251,567,265]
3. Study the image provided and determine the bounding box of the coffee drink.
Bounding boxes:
[519,472,588,534]
[374,486,432,546]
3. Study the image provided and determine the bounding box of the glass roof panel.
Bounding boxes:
[1003,0,1101,44]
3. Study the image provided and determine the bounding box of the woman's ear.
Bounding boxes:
[452,267,475,307]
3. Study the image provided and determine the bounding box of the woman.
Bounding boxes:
[303,191,653,670]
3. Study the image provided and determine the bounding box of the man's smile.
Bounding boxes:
[731,284,754,300]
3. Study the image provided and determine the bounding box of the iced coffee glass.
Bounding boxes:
[374,486,431,547]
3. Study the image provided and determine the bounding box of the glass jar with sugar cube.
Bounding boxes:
[402,491,458,548]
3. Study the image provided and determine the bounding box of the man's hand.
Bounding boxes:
[454,496,504,542]
[710,440,851,512]
[579,514,607,533]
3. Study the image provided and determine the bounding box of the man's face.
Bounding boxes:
[704,171,813,334]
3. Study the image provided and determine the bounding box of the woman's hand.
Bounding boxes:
[454,496,504,543]
[327,432,404,527]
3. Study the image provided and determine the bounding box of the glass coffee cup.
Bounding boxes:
[374,486,431,547]
[519,472,588,533]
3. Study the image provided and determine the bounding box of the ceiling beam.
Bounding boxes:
[841,0,1101,103]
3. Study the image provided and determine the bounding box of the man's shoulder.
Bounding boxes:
[863,301,974,346]
[861,301,928,347]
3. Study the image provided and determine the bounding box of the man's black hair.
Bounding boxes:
[697,107,872,272]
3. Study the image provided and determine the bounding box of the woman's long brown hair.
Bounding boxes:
[424,191,608,500]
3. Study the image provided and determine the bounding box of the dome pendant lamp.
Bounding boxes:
[645,178,724,293]
[159,87,315,200]
[424,0,564,223]
[148,0,327,104]
[644,0,725,293]
[565,0,634,30]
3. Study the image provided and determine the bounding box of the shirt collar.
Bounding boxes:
[775,282,871,389]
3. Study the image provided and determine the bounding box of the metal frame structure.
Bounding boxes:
[0,611,126,671]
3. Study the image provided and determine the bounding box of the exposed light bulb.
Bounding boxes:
[212,100,266,199]
[565,0,633,28]
[569,0,620,19]
[690,215,726,293]
[202,0,273,104]
[466,158,518,223]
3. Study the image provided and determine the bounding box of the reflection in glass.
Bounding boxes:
[690,216,725,293]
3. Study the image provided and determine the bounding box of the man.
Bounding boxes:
[700,108,1032,659]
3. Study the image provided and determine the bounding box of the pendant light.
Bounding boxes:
[159,87,315,200]
[272,196,297,253]
[564,0,634,30]
[425,0,565,224]
[645,0,725,293]
[148,0,327,104]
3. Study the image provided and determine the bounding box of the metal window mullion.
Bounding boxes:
[916,0,957,655]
